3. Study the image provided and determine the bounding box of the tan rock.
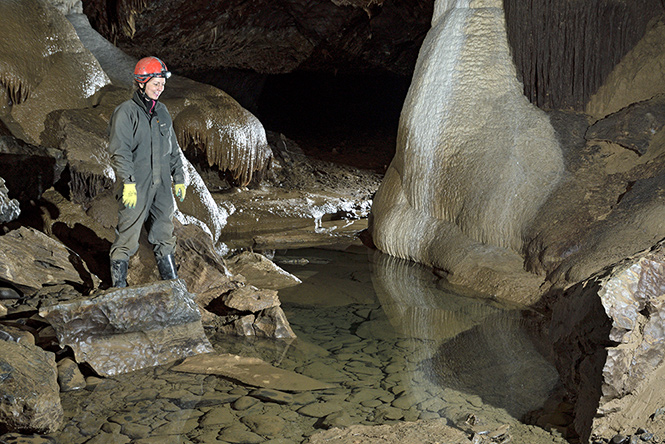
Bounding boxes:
[39,279,213,376]
[0,226,98,296]
[173,352,335,392]
[0,339,63,433]
[226,251,301,290]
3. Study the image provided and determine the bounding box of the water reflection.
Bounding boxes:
[369,249,560,420]
[50,246,563,443]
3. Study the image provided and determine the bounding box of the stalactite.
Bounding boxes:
[83,0,149,43]
[175,107,273,188]
[0,74,30,106]
[504,0,662,110]
[69,169,114,206]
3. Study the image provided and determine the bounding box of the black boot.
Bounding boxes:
[157,254,178,280]
[110,259,128,288]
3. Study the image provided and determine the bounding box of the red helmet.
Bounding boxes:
[133,56,171,84]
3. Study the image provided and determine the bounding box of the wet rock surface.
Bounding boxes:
[39,279,213,377]
[0,339,62,434]
[226,251,302,290]
[0,227,98,296]
[0,178,18,224]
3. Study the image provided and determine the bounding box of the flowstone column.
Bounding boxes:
[370,0,564,277]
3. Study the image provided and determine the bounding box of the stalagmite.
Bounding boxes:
[370,0,563,281]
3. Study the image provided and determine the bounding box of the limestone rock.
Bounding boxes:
[0,178,19,224]
[369,0,563,304]
[586,17,665,121]
[550,240,665,442]
[172,353,335,392]
[226,251,301,290]
[0,325,36,346]
[83,0,430,77]
[0,339,63,434]
[253,306,296,339]
[39,279,213,376]
[586,94,665,156]
[223,285,280,312]
[0,0,110,146]
[0,227,98,296]
[207,286,296,339]
[56,357,86,392]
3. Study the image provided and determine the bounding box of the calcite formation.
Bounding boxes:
[370,0,563,302]
[0,0,110,145]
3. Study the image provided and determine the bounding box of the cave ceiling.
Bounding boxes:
[82,0,432,77]
[81,0,665,110]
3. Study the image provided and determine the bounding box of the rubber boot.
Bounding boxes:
[110,259,128,288]
[157,254,178,280]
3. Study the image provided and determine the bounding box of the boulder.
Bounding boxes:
[0,178,19,224]
[207,286,296,339]
[0,339,63,433]
[550,240,665,442]
[39,279,213,376]
[0,226,98,297]
[226,251,301,290]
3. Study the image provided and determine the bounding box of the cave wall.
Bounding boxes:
[504,0,664,111]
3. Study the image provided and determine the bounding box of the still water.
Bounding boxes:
[52,245,564,444]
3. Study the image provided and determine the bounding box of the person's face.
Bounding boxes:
[143,77,165,100]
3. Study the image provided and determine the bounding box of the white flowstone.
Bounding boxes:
[370,0,563,285]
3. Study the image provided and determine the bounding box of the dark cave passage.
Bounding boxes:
[254,72,409,172]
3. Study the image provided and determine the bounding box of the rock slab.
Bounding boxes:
[172,352,334,392]
[39,279,213,376]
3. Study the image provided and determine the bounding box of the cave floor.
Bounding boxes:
[49,247,570,444]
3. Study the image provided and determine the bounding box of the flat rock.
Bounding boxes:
[226,251,301,290]
[39,280,213,376]
[0,226,98,296]
[172,352,335,392]
[222,285,280,312]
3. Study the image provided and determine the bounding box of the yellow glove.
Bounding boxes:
[122,183,137,209]
[174,183,186,202]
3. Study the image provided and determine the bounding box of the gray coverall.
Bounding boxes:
[107,89,185,262]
